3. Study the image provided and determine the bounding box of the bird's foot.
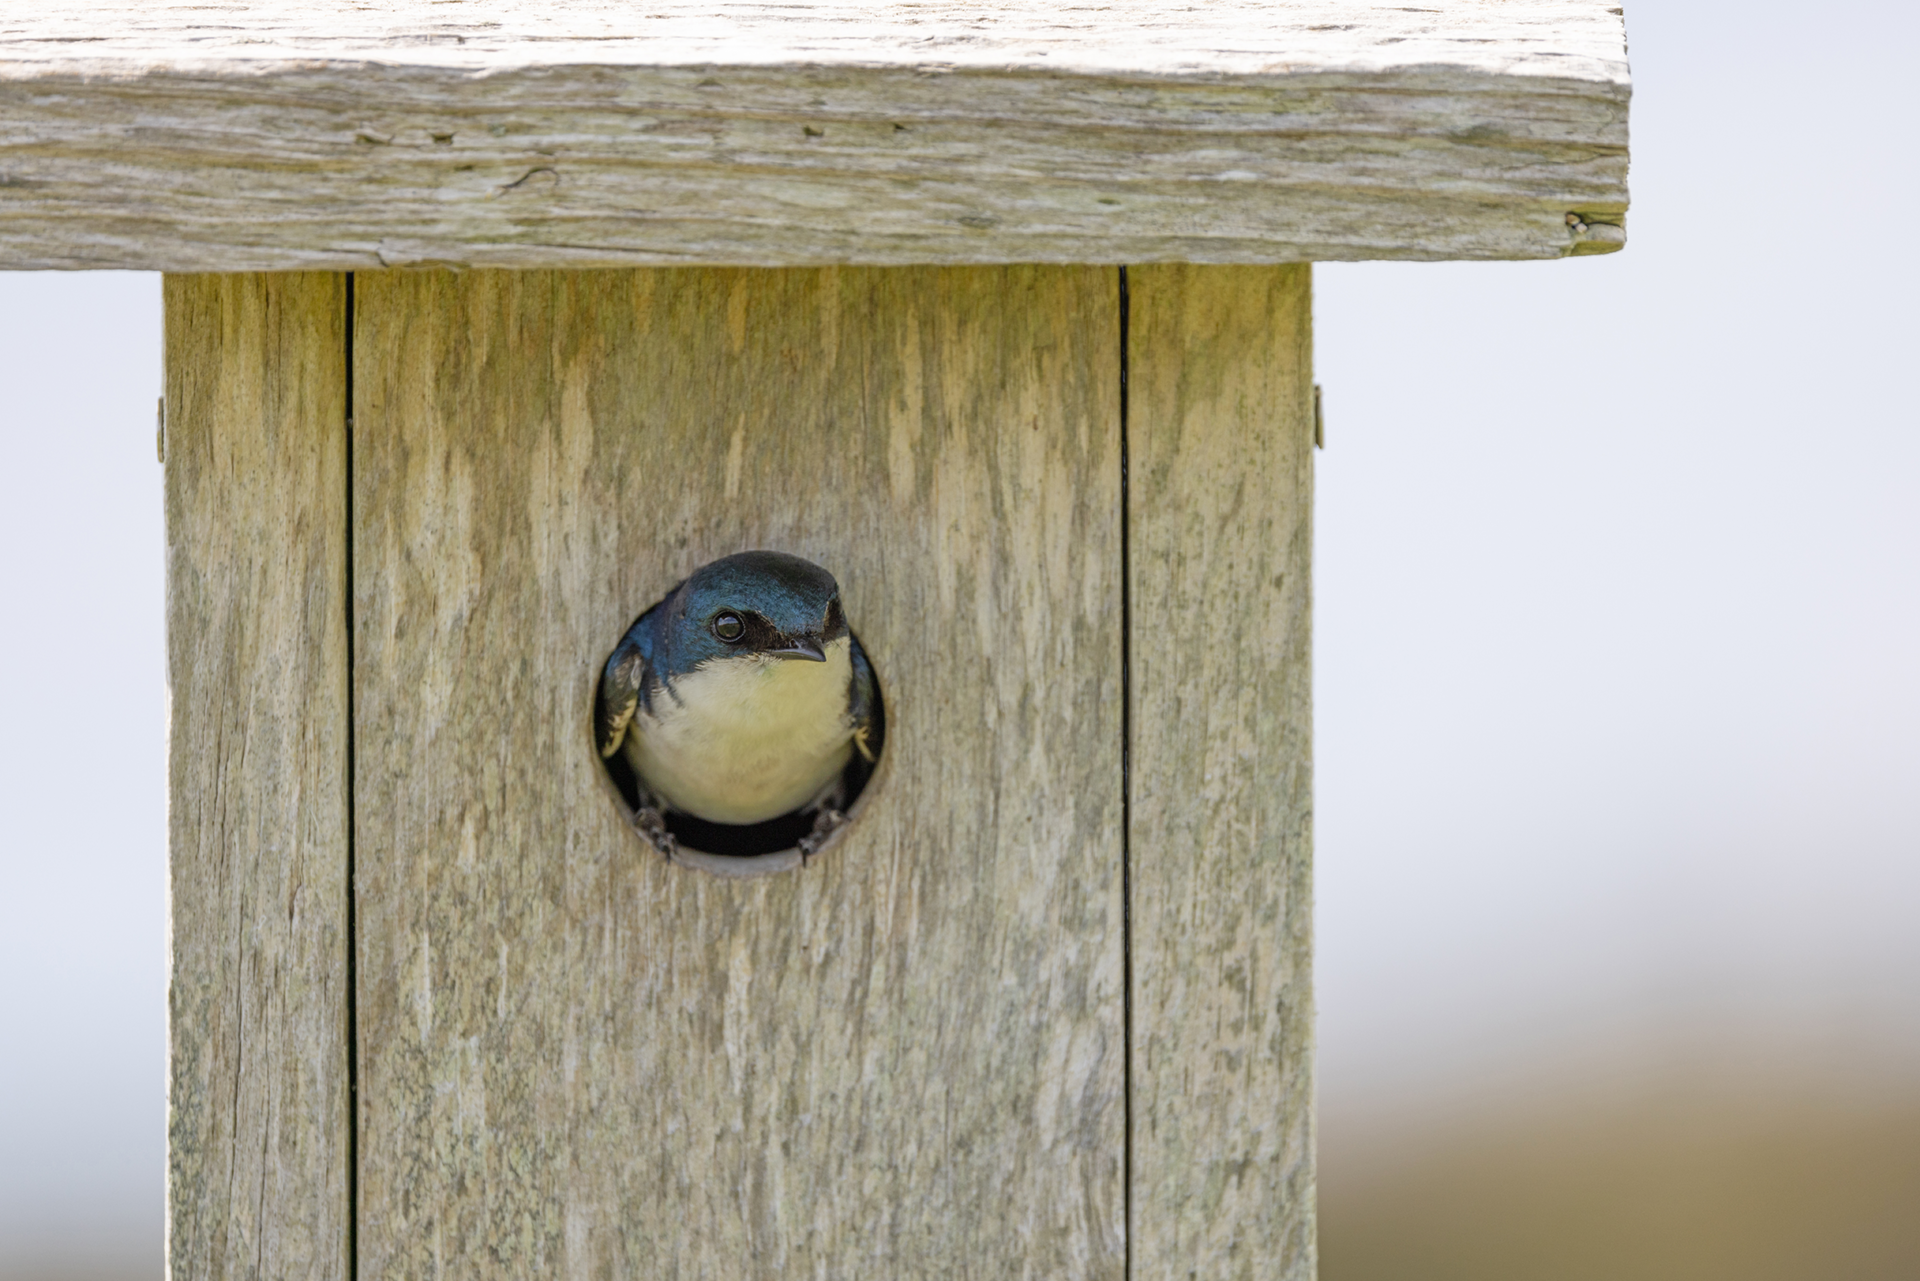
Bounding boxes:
[630,801,678,862]
[797,807,848,862]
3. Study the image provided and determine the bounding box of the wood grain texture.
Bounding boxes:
[1127,264,1317,1280]
[0,1,1636,74]
[0,2,1629,270]
[349,266,1125,1278]
[164,272,351,1280]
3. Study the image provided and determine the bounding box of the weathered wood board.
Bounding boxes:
[161,261,1321,1276]
[348,266,1127,1278]
[164,273,351,1279]
[0,2,1630,270]
[1128,265,1317,1279]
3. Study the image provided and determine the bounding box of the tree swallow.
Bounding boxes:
[596,551,878,853]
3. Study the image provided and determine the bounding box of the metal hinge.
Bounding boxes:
[156,396,166,464]
[1313,384,1325,449]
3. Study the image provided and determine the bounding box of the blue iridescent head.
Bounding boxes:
[660,550,848,669]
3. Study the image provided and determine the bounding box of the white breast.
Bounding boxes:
[624,636,855,825]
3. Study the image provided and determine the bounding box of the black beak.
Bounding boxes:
[767,636,828,662]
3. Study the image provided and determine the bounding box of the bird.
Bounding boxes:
[595,551,878,850]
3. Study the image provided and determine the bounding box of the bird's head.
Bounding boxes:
[665,550,848,669]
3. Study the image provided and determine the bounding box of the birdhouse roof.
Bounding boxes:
[0,1,1630,271]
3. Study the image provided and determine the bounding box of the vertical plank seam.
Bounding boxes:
[1117,264,1134,1281]
[343,270,360,1281]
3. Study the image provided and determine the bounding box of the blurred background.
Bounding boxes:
[1,1,1915,1277]
[1312,1,1920,1277]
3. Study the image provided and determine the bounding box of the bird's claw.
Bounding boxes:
[630,801,678,862]
[797,807,848,862]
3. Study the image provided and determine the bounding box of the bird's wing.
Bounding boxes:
[596,621,655,758]
[847,632,881,764]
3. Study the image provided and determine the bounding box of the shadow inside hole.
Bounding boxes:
[597,635,885,860]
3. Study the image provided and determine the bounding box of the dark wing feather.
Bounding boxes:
[847,632,880,765]
[596,621,655,758]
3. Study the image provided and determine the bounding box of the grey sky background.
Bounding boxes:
[1316,0,1920,1121]
[0,269,166,1274]
[1,0,1915,1274]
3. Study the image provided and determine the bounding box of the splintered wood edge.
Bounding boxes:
[0,2,1630,269]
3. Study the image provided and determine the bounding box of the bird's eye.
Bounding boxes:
[712,612,746,642]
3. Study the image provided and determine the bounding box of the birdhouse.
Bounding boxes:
[0,5,1629,1277]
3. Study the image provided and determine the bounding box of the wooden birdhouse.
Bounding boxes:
[0,4,1629,1277]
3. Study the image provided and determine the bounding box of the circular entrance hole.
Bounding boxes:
[592,554,885,870]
